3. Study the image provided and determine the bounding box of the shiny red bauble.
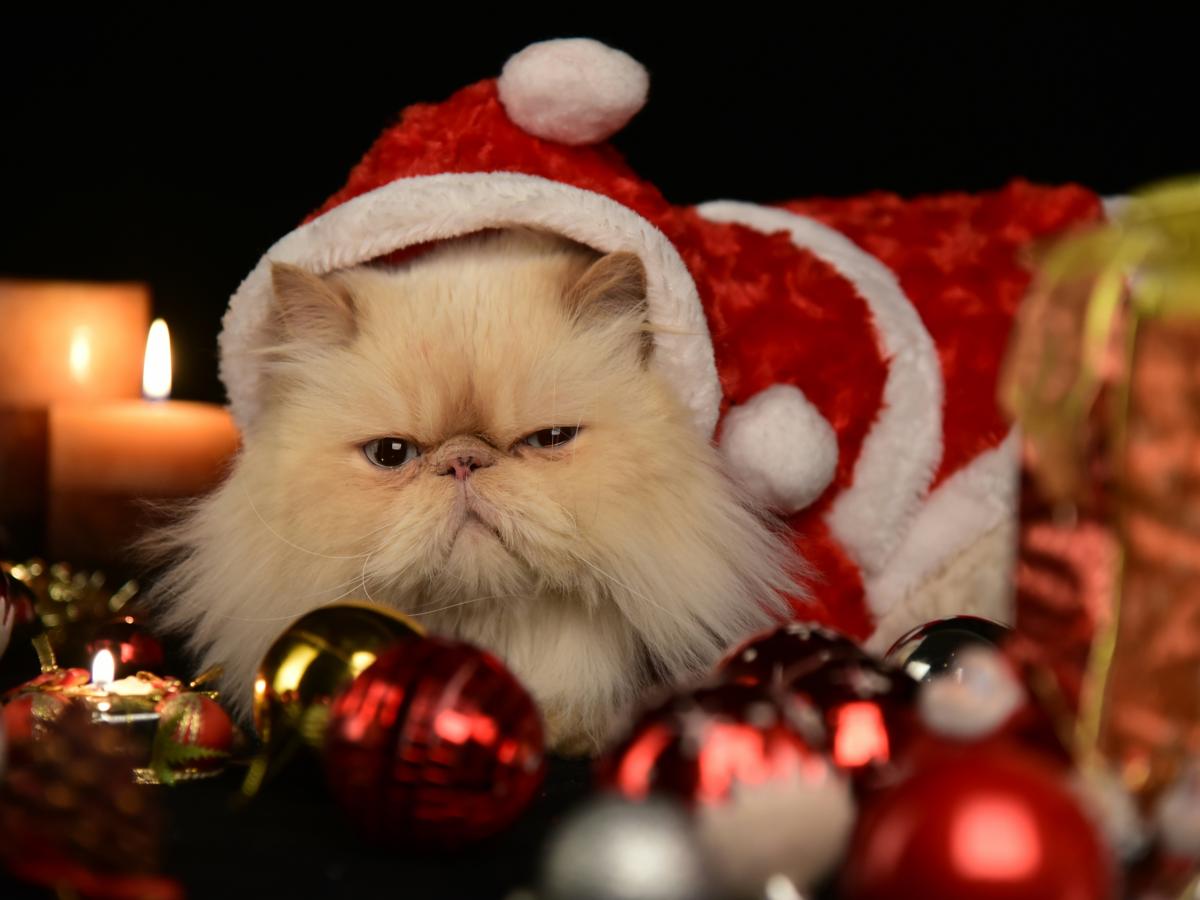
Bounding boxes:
[840,747,1115,900]
[719,622,865,689]
[323,637,545,847]
[789,655,916,781]
[599,682,830,803]
[85,616,165,678]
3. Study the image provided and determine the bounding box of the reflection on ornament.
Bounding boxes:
[719,622,864,688]
[885,615,1011,683]
[600,683,852,892]
[324,637,544,846]
[841,748,1114,900]
[538,796,716,900]
[245,601,422,794]
[917,646,1024,741]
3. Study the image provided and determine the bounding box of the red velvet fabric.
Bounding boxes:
[301,77,1104,639]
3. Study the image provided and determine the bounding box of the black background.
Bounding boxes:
[4,12,1198,407]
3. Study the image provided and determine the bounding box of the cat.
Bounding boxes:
[150,227,807,755]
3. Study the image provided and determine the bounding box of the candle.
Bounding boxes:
[48,320,240,569]
[0,280,150,558]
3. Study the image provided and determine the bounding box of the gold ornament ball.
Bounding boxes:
[253,601,423,751]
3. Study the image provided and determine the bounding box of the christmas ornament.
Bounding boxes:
[246,600,422,793]
[1001,178,1200,798]
[719,621,864,688]
[85,615,165,679]
[0,568,32,663]
[600,682,853,893]
[841,748,1115,900]
[2,691,74,748]
[788,655,916,780]
[917,645,1025,741]
[146,692,234,784]
[538,796,716,900]
[324,637,545,846]
[885,615,1012,683]
[212,36,1103,655]
[0,703,182,900]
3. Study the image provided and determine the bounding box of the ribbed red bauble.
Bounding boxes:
[323,637,545,846]
[841,747,1115,900]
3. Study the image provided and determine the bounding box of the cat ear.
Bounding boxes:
[269,261,357,345]
[563,251,653,362]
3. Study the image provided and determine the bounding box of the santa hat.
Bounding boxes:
[219,38,1102,644]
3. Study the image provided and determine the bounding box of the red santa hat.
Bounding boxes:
[219,38,1102,644]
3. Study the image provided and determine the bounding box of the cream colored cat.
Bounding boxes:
[152,228,805,754]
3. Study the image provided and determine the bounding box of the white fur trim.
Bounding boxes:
[221,172,720,438]
[696,201,943,576]
[865,429,1019,622]
[498,39,648,146]
[917,645,1024,740]
[719,384,838,513]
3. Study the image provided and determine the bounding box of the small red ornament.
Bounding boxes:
[789,656,916,782]
[324,637,545,846]
[718,622,864,689]
[3,692,73,747]
[152,693,234,779]
[841,748,1115,900]
[5,667,91,699]
[85,617,165,678]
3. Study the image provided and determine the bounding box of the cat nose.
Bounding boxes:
[434,439,497,481]
[441,454,493,481]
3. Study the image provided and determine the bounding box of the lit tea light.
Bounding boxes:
[142,318,172,400]
[92,647,116,688]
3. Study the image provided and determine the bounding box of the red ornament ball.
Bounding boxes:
[324,637,545,847]
[2,692,74,748]
[841,748,1115,900]
[719,622,864,689]
[154,693,234,776]
[789,655,916,781]
[0,570,36,664]
[85,617,165,678]
[600,682,829,802]
[598,682,854,892]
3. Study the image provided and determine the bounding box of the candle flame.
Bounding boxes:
[92,648,116,687]
[69,327,92,383]
[142,318,172,400]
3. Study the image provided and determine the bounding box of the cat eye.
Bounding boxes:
[521,426,580,449]
[363,437,421,468]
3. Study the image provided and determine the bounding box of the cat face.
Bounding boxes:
[254,230,689,612]
[156,228,801,750]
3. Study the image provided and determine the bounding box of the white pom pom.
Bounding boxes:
[697,766,855,893]
[917,646,1024,740]
[1072,768,1148,863]
[498,38,648,145]
[720,384,839,514]
[1156,765,1200,858]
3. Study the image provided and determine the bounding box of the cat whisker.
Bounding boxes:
[240,478,393,560]
[409,592,511,617]
[565,548,699,633]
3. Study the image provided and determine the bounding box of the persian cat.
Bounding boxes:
[151,228,805,754]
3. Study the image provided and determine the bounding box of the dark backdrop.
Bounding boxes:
[4,12,1198,405]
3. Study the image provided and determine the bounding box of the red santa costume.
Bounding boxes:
[217,38,1103,650]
